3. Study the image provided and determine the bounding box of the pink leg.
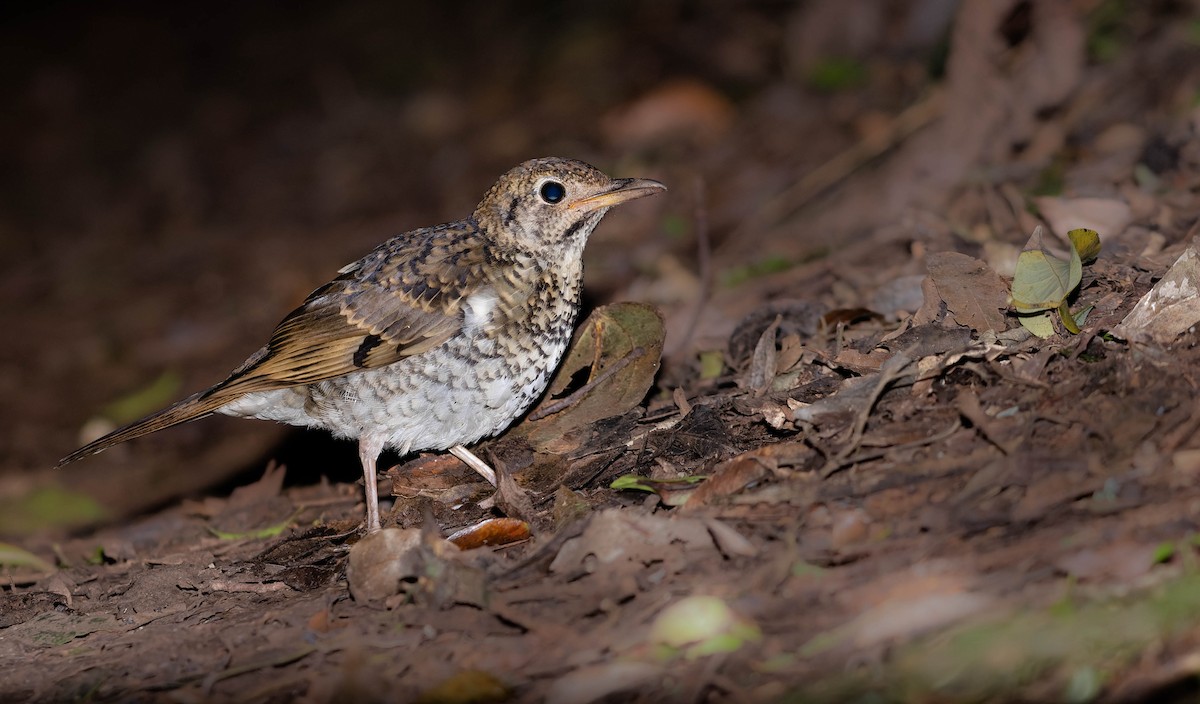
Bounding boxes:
[358,435,385,533]
[449,444,497,485]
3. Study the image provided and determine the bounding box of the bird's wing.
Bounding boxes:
[213,224,488,398]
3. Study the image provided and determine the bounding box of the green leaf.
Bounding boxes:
[1058,300,1081,334]
[721,255,793,287]
[87,546,108,566]
[415,669,509,704]
[101,371,182,424]
[0,542,54,572]
[1067,228,1101,264]
[699,350,725,380]
[1064,666,1104,703]
[1073,305,1093,327]
[1017,310,1057,338]
[1011,226,1082,313]
[0,487,108,535]
[610,475,657,493]
[805,58,868,93]
[648,595,762,660]
[206,509,301,540]
[1152,542,1176,564]
[1010,226,1102,337]
[611,474,707,507]
[791,561,828,578]
[1017,298,1095,339]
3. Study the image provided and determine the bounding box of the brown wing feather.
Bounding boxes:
[58,222,490,466]
[223,223,485,392]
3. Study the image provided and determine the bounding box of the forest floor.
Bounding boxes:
[5,1,1200,702]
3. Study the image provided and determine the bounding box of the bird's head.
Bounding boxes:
[473,157,665,257]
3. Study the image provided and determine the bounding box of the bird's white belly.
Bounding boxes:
[217,333,567,455]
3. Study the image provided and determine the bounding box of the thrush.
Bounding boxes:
[59,157,666,533]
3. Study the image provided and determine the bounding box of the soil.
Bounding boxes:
[6,1,1200,702]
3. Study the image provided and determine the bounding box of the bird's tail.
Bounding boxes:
[56,387,234,467]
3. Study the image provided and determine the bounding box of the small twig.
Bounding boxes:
[821,420,962,477]
[621,414,684,449]
[528,346,645,421]
[821,351,917,478]
[672,387,692,417]
[200,646,316,693]
[122,604,188,632]
[208,580,292,594]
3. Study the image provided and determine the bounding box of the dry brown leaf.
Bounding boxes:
[833,347,886,372]
[226,461,287,508]
[702,518,759,558]
[804,571,994,654]
[881,323,973,358]
[1036,196,1132,241]
[551,485,591,529]
[1010,470,1101,524]
[680,454,772,511]
[495,467,535,522]
[547,510,718,574]
[747,315,781,395]
[829,508,871,549]
[347,528,484,609]
[911,274,944,327]
[545,662,662,704]
[601,79,734,149]
[955,390,1021,454]
[346,527,423,604]
[926,251,1009,333]
[390,454,492,506]
[1056,540,1159,582]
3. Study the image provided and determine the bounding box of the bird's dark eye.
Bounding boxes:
[539,180,566,204]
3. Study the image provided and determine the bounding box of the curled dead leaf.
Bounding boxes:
[679,454,772,511]
[446,517,530,550]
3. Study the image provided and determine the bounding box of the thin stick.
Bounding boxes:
[821,351,916,478]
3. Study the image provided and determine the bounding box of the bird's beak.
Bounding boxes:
[569,178,667,211]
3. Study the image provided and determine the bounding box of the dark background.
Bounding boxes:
[3,0,1192,521]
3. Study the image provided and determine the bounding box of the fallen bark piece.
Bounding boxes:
[1113,238,1200,344]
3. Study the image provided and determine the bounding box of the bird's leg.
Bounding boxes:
[448,445,497,485]
[358,435,386,533]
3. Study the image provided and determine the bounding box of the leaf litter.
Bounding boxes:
[9,2,1200,703]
